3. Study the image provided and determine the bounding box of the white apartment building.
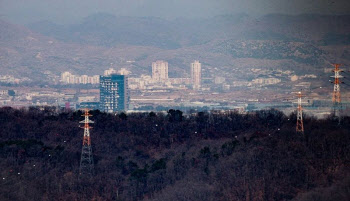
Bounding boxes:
[152,60,168,82]
[60,72,100,84]
[252,78,281,85]
[191,60,201,90]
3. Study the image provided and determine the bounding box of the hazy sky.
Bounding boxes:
[0,0,349,24]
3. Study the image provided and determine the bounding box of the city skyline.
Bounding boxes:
[1,59,347,118]
[0,3,349,117]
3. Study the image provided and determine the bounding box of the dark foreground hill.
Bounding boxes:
[0,107,349,201]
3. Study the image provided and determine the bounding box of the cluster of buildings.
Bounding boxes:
[1,61,346,118]
[0,75,30,84]
[98,60,202,112]
[251,78,281,85]
[128,60,202,90]
[61,72,100,84]
[0,90,14,105]
[57,61,315,113]
[58,60,202,112]
[3,60,323,114]
[60,60,202,90]
[104,68,131,76]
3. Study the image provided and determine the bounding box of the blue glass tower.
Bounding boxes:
[100,74,129,112]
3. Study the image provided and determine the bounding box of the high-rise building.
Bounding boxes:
[152,60,168,82]
[100,74,129,112]
[191,60,201,90]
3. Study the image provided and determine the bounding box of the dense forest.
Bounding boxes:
[0,107,349,201]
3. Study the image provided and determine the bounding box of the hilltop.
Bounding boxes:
[0,108,349,200]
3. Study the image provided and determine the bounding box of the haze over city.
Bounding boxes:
[0,1,349,201]
[1,0,350,24]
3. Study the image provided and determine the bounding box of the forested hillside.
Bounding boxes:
[0,107,349,201]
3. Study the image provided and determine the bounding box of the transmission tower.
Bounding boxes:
[296,91,304,134]
[79,109,94,176]
[330,63,344,121]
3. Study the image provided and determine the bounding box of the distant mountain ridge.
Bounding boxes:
[213,40,325,65]
[27,13,350,48]
[26,13,248,48]
[0,14,350,81]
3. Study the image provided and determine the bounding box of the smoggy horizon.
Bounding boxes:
[0,0,349,24]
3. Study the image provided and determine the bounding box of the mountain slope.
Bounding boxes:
[0,108,349,201]
[27,14,350,48]
[1,14,350,81]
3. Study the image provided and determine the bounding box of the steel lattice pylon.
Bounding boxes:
[331,64,343,122]
[296,91,304,134]
[79,109,94,176]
